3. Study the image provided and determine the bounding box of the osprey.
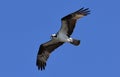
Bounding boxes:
[36,8,90,70]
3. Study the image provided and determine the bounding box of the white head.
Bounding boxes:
[51,33,57,38]
[51,34,56,37]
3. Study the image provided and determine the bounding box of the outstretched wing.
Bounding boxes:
[36,39,64,70]
[59,8,90,37]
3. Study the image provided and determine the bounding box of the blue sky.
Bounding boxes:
[0,0,120,77]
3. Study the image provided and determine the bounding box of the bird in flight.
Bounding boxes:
[36,7,90,70]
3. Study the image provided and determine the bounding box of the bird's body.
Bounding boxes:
[36,8,90,70]
[56,32,70,42]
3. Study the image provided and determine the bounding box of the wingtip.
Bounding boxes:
[37,65,46,71]
[36,59,47,71]
[76,7,90,16]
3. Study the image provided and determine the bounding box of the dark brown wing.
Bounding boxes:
[36,39,64,70]
[59,8,90,37]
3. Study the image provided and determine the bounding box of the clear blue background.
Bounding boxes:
[0,0,120,77]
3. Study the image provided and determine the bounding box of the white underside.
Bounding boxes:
[56,32,73,42]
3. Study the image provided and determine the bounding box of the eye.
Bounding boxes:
[54,35,57,37]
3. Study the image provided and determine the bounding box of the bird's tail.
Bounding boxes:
[70,39,80,46]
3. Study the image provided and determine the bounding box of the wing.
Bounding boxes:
[59,8,90,37]
[36,39,64,70]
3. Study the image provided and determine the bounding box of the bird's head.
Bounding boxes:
[51,33,57,39]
